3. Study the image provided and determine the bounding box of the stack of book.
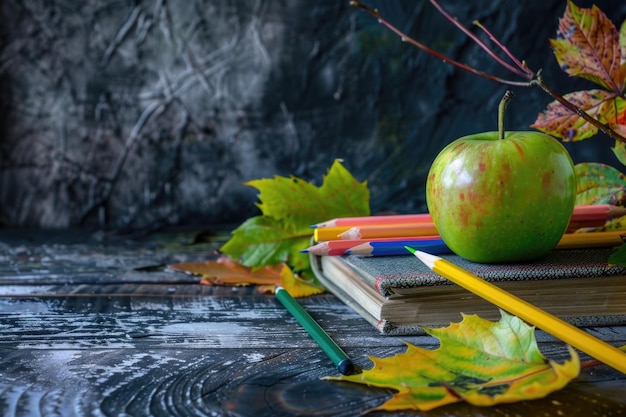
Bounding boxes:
[306,205,626,335]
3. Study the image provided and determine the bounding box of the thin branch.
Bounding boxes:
[473,20,533,78]
[350,2,531,87]
[531,74,626,144]
[427,0,532,79]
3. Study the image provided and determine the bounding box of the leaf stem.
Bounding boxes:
[531,75,626,144]
[498,91,514,140]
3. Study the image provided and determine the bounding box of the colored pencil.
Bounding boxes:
[573,204,626,221]
[557,230,626,249]
[275,286,354,375]
[566,205,626,232]
[311,204,626,230]
[566,221,604,232]
[314,226,355,242]
[303,236,441,256]
[347,239,450,256]
[406,247,626,375]
[338,223,439,241]
[312,213,432,228]
[313,223,438,242]
[306,230,625,257]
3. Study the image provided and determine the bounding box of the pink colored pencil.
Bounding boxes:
[311,213,432,228]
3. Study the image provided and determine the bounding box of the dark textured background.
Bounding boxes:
[1,1,625,230]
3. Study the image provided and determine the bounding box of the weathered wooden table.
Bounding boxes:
[0,228,624,417]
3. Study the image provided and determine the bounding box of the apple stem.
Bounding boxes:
[498,91,514,140]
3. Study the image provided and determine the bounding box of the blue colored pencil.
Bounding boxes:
[346,239,451,257]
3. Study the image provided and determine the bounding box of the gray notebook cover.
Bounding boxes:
[342,248,626,297]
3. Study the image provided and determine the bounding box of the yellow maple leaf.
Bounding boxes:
[326,311,580,412]
[279,261,325,297]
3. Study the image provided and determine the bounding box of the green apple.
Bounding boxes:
[426,91,577,263]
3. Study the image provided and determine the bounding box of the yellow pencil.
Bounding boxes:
[557,230,626,249]
[406,247,626,375]
[314,226,351,242]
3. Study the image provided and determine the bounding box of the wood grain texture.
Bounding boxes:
[0,229,624,416]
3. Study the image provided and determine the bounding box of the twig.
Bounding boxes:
[427,0,532,79]
[472,20,531,78]
[350,1,626,145]
[531,74,626,144]
[349,1,531,87]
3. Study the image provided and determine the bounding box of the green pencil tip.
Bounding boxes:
[404,245,416,254]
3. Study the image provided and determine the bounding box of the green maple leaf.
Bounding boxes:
[220,160,369,273]
[326,311,580,412]
[532,1,626,146]
[246,159,370,229]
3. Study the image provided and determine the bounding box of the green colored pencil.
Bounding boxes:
[274,286,354,375]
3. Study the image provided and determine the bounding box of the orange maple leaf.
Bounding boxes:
[168,256,323,297]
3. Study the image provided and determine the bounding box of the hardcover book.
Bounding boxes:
[309,248,626,335]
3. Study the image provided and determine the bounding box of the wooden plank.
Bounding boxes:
[0,290,421,350]
[0,285,625,352]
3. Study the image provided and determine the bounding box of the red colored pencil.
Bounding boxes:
[571,204,626,221]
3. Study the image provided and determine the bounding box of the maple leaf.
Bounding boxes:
[533,2,626,145]
[220,159,369,273]
[278,260,325,298]
[326,311,580,412]
[169,256,283,287]
[167,256,324,297]
[220,216,312,270]
[168,160,368,294]
[246,159,370,230]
